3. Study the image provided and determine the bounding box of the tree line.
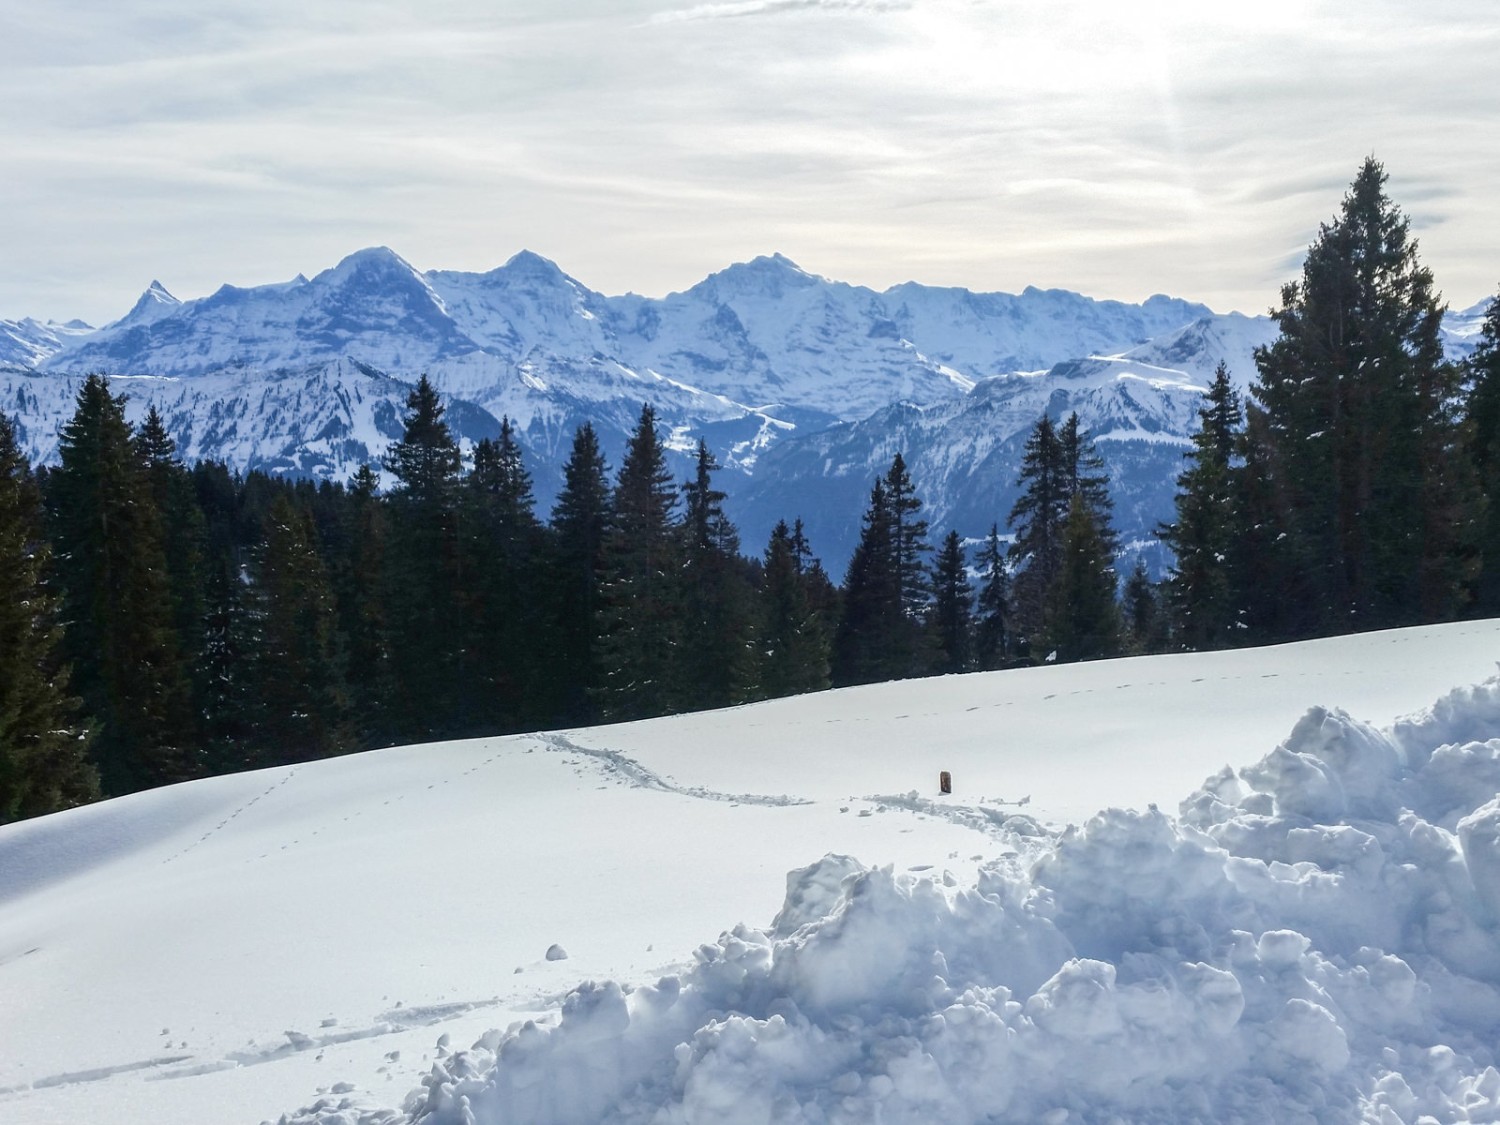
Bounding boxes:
[2,156,1498,822]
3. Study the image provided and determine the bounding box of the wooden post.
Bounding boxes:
[939,770,951,795]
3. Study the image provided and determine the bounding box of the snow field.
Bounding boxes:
[0,619,1498,1123]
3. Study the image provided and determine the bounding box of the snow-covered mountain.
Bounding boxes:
[2,250,1490,567]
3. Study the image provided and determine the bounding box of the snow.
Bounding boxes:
[1,620,1499,1124]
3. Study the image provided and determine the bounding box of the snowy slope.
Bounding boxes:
[2,621,1500,1124]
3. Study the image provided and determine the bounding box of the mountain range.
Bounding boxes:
[2,248,1491,569]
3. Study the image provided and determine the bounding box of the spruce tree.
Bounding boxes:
[1008,414,1066,644]
[381,375,464,739]
[461,419,542,732]
[1464,289,1500,613]
[929,530,973,674]
[245,494,352,764]
[0,413,98,822]
[1251,157,1477,631]
[1159,362,1244,648]
[973,524,1010,669]
[758,519,831,698]
[677,440,757,708]
[335,465,394,746]
[596,404,681,720]
[48,376,198,793]
[1122,557,1165,654]
[549,422,612,723]
[1057,412,1118,558]
[1042,493,1122,663]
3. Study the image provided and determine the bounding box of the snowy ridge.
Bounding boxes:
[284,677,1500,1125]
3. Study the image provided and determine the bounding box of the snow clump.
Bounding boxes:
[280,679,1500,1124]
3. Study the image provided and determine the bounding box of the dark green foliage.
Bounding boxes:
[0,413,98,822]
[460,419,544,732]
[1465,289,1500,613]
[832,455,932,685]
[1159,362,1244,649]
[48,376,198,794]
[973,524,1010,669]
[1250,157,1477,632]
[596,405,682,720]
[381,376,464,739]
[549,423,612,723]
[244,494,352,763]
[929,530,973,674]
[1122,557,1166,655]
[1042,493,1122,663]
[677,440,758,708]
[758,519,831,697]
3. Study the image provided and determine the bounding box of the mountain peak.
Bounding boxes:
[317,246,423,288]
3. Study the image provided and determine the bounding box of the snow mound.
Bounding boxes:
[278,679,1500,1125]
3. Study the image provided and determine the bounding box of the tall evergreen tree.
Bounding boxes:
[334,465,394,745]
[1057,412,1118,559]
[677,440,757,708]
[549,422,612,723]
[48,376,197,794]
[381,375,464,739]
[244,493,352,764]
[758,519,831,698]
[1008,414,1066,644]
[929,530,973,674]
[1250,157,1477,631]
[1464,289,1500,613]
[0,414,98,822]
[1122,557,1166,655]
[1159,362,1244,649]
[461,419,542,731]
[973,524,1010,669]
[596,405,681,720]
[1042,493,1122,663]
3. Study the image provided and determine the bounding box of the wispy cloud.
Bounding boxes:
[649,0,907,25]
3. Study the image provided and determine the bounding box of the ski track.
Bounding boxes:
[534,732,813,808]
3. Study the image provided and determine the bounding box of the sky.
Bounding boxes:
[3,0,1498,326]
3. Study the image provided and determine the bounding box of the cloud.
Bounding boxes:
[648,0,907,25]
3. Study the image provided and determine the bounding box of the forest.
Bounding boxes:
[3,158,1499,824]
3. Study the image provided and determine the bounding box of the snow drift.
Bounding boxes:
[280,679,1500,1125]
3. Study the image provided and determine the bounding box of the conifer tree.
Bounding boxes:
[335,465,394,745]
[381,375,465,739]
[1008,414,1066,643]
[596,404,681,720]
[1251,157,1477,631]
[929,529,973,674]
[677,440,757,708]
[48,376,198,793]
[1159,362,1244,648]
[973,524,1010,669]
[1057,412,1118,559]
[550,422,612,723]
[1122,557,1166,654]
[461,419,542,731]
[758,519,831,698]
[1042,493,1122,663]
[0,413,98,822]
[1464,289,1500,613]
[245,493,352,764]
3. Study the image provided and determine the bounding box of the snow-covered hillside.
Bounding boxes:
[3,622,1500,1124]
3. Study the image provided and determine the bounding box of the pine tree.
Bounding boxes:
[48,375,198,794]
[1042,493,1122,663]
[549,422,613,723]
[758,519,831,698]
[973,524,1010,669]
[1251,157,1477,631]
[1008,414,1066,644]
[1159,362,1244,649]
[677,440,757,708]
[1464,289,1500,613]
[461,419,542,732]
[245,494,352,764]
[1057,412,1118,559]
[0,413,98,822]
[1122,557,1165,654]
[335,465,394,745]
[929,530,973,674]
[381,375,464,739]
[884,452,932,615]
[596,404,681,720]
